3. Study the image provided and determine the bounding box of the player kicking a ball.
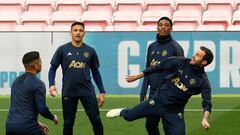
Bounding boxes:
[107,46,213,135]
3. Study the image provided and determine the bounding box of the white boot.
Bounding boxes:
[106,108,125,118]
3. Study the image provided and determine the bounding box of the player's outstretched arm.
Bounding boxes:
[125,72,145,82]
[202,111,211,130]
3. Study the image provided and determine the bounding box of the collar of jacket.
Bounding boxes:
[156,34,172,44]
[190,63,205,74]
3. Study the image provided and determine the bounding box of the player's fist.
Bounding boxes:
[140,95,146,102]
[39,122,49,134]
[125,75,138,82]
[52,90,58,97]
[98,93,105,107]
[53,115,58,125]
[125,72,145,83]
[202,118,210,130]
[49,85,57,97]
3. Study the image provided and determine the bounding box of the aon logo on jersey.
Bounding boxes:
[171,77,188,92]
[69,60,86,69]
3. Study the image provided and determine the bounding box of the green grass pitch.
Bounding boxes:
[1,95,240,135]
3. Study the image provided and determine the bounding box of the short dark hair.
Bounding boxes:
[22,51,40,66]
[157,16,173,28]
[200,46,214,66]
[71,21,85,30]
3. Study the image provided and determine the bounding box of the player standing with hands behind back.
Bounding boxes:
[48,21,105,135]
[140,17,184,135]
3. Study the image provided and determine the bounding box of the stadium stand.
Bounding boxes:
[173,10,201,31]
[197,24,226,31]
[0,0,240,31]
[144,0,173,26]
[205,0,234,13]
[85,25,104,31]
[0,25,14,31]
[0,0,25,15]
[115,0,144,14]
[51,11,81,26]
[227,25,240,30]
[111,0,143,30]
[44,25,70,31]
[136,25,156,31]
[55,0,85,12]
[21,11,51,26]
[145,0,174,13]
[172,0,204,31]
[82,10,111,30]
[0,11,20,31]
[14,25,44,31]
[232,10,240,25]
[175,0,204,12]
[172,24,196,31]
[202,10,231,29]
[142,10,171,26]
[25,0,55,14]
[112,11,141,30]
[105,25,137,31]
[235,0,240,9]
[227,25,240,31]
[85,0,114,15]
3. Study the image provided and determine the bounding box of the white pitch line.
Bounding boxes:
[1,109,240,112]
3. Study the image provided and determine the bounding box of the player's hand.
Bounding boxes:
[49,85,57,97]
[98,93,105,107]
[39,122,50,134]
[125,72,144,83]
[140,95,146,102]
[202,118,210,130]
[53,114,58,125]
[125,75,138,82]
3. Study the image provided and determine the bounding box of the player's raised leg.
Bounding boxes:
[107,99,163,121]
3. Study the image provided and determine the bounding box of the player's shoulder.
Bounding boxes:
[17,73,42,86]
[169,39,184,54]
[29,75,45,89]
[178,57,190,62]
[28,74,42,83]
[83,42,93,48]
[60,42,71,48]
[168,56,186,60]
[83,43,96,52]
[55,42,70,52]
[169,39,181,46]
[147,41,158,49]
[149,41,158,46]
[168,56,188,64]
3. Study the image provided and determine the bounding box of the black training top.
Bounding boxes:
[6,72,54,133]
[50,42,100,96]
[141,34,184,97]
[143,57,212,112]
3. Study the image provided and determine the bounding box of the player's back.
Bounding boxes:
[6,72,43,132]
